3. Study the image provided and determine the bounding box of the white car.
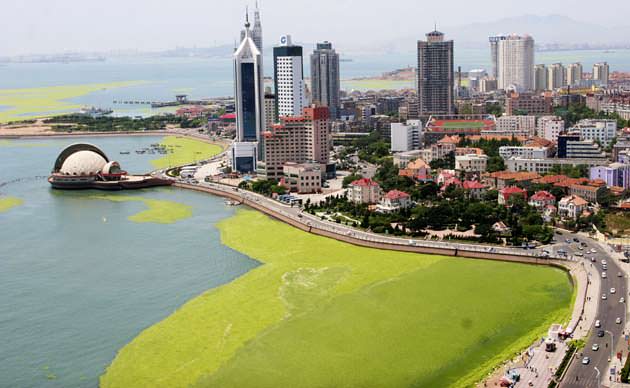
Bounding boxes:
[602,294,608,300]
[602,272,607,278]
[617,317,622,324]
[602,260,608,265]
[621,298,625,304]
[595,320,601,328]
[591,249,597,254]
[592,343,600,351]
[582,356,591,365]
[611,288,616,294]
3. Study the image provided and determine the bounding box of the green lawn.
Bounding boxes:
[0,82,146,123]
[150,136,223,169]
[439,121,487,129]
[100,210,573,388]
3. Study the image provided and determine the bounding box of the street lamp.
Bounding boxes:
[594,366,601,388]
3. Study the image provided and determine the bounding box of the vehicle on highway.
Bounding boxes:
[603,264,608,270]
[611,288,616,294]
[555,230,563,235]
[582,356,590,365]
[591,257,597,262]
[592,343,599,351]
[566,239,572,243]
[598,330,605,337]
[595,320,601,328]
[602,260,608,265]
[619,272,624,278]
[577,246,584,250]
[591,249,597,253]
[602,294,607,300]
[602,272,607,279]
[581,242,587,247]
[617,317,622,324]
[621,297,625,303]
[575,252,584,257]
[573,238,580,243]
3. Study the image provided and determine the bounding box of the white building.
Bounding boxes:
[348,178,381,204]
[496,115,536,136]
[390,119,422,152]
[536,116,565,142]
[558,195,588,220]
[570,119,617,146]
[455,154,488,173]
[547,63,566,90]
[499,146,549,160]
[505,157,607,174]
[273,35,306,117]
[593,62,610,86]
[377,190,412,213]
[497,35,535,91]
[566,63,583,86]
[281,162,322,194]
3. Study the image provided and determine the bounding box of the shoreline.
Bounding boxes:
[172,181,589,388]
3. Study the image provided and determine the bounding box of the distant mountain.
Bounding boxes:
[383,14,630,51]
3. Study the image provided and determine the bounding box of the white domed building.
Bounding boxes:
[49,143,170,190]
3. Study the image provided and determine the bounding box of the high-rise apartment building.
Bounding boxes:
[534,64,547,91]
[263,106,331,180]
[232,14,265,172]
[310,41,341,119]
[566,63,583,86]
[547,63,566,90]
[390,120,422,152]
[497,35,534,91]
[264,93,276,130]
[417,29,454,116]
[489,35,507,79]
[593,62,610,85]
[273,35,306,118]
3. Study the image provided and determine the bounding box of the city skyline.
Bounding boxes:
[2,1,630,57]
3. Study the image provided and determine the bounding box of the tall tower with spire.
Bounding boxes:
[232,10,265,173]
[240,2,263,52]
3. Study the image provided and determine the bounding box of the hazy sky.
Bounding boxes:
[2,0,629,56]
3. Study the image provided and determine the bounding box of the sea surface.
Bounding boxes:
[0,48,629,117]
[0,136,259,387]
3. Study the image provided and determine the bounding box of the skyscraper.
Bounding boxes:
[534,64,547,91]
[232,12,265,172]
[547,63,566,90]
[497,35,534,91]
[417,29,454,116]
[240,2,263,52]
[566,63,583,86]
[593,62,610,85]
[273,35,306,117]
[489,35,507,79]
[310,41,341,119]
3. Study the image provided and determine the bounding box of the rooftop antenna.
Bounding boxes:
[245,6,250,29]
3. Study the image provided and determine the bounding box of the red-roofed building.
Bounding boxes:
[219,113,236,122]
[559,195,588,219]
[463,180,487,199]
[498,186,528,205]
[441,177,462,192]
[176,106,208,119]
[399,158,432,182]
[377,190,412,213]
[348,178,381,204]
[528,191,556,210]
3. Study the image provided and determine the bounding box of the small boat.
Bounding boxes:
[224,200,241,206]
[120,151,130,155]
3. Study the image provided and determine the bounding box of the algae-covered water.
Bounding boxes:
[0,136,258,387]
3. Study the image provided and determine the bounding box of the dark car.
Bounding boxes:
[597,330,605,337]
[574,238,580,243]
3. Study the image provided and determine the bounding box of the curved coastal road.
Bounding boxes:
[559,230,627,388]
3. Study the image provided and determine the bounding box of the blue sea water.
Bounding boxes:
[0,48,629,118]
[0,136,259,388]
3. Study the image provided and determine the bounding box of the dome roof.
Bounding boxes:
[59,150,108,176]
[102,161,124,175]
